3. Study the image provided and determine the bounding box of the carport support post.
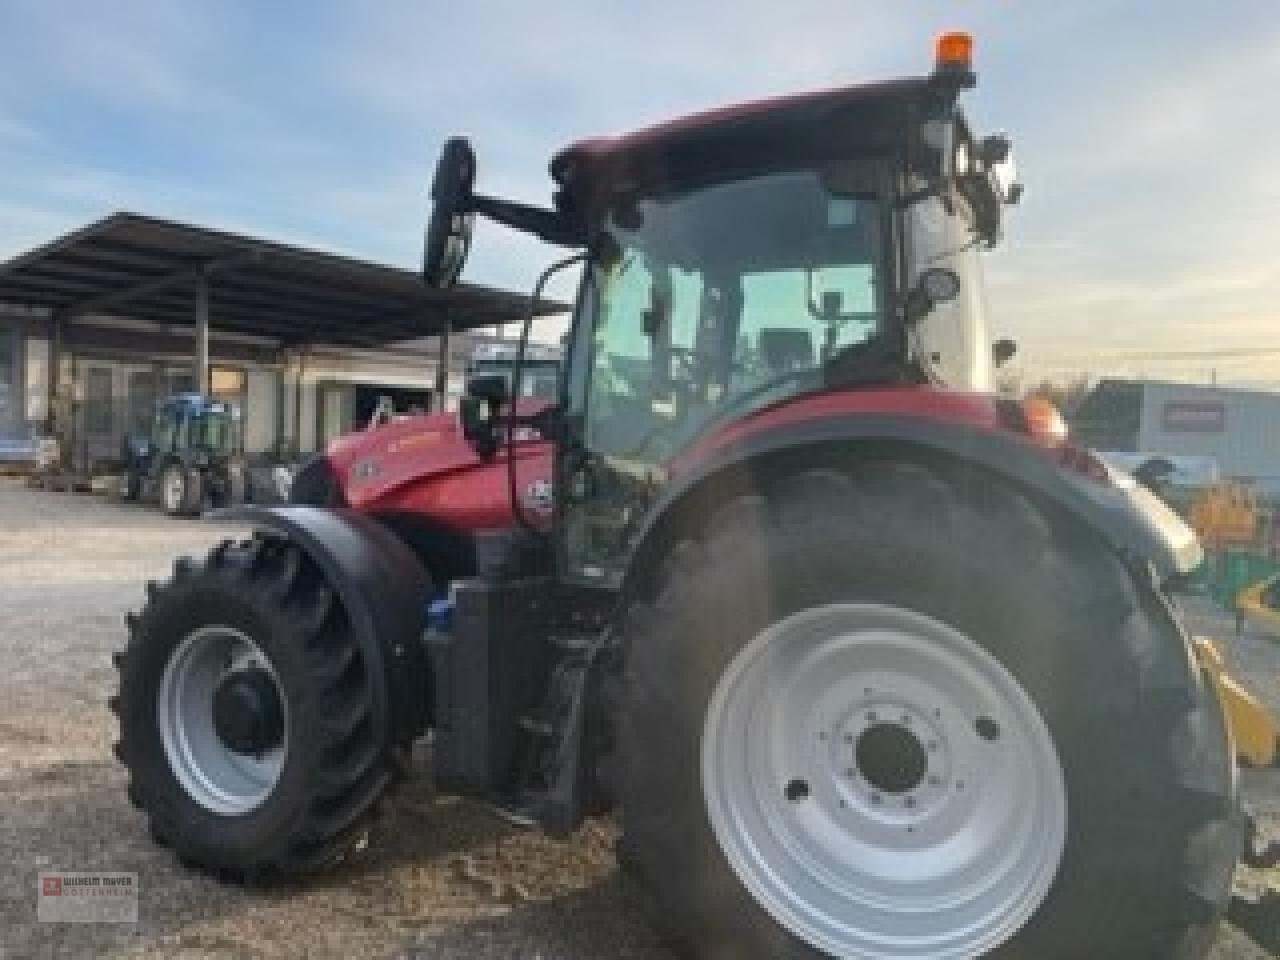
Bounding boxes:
[434,317,450,411]
[194,271,210,396]
[47,313,63,433]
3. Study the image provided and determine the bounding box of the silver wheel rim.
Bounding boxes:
[157,626,288,815]
[161,469,184,512]
[702,603,1067,960]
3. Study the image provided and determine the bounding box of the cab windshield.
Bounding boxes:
[575,170,891,464]
[190,411,239,453]
[153,409,239,454]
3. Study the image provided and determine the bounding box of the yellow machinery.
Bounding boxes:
[1194,637,1278,768]
[1190,481,1262,549]
[1238,574,1280,636]
[1198,620,1280,950]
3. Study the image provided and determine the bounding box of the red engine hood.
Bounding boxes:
[325,411,466,504]
[324,410,553,532]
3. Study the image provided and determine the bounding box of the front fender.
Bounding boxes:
[623,414,1202,599]
[214,506,433,739]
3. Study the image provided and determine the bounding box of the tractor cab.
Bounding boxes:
[146,393,241,458]
[424,32,1022,583]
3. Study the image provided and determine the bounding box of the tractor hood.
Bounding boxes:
[323,410,481,506]
[317,408,554,533]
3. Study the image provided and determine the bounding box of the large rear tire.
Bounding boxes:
[112,535,398,877]
[619,461,1238,960]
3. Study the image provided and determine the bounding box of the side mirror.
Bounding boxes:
[981,134,1022,205]
[467,373,509,407]
[459,374,508,458]
[459,396,496,458]
[422,137,476,290]
[993,337,1018,368]
[905,267,961,322]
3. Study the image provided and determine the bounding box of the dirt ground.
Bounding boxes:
[0,478,1275,959]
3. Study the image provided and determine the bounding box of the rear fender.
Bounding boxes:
[623,415,1202,600]
[215,506,433,740]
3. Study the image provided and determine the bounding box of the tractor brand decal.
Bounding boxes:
[521,479,554,514]
[351,458,381,482]
[1162,401,1226,433]
[387,432,441,454]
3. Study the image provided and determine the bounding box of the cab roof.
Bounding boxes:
[550,76,939,201]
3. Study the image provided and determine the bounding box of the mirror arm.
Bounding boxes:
[469,194,581,247]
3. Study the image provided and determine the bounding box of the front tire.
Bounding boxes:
[215,463,248,508]
[619,462,1237,960]
[160,463,202,516]
[120,468,142,502]
[112,536,397,876]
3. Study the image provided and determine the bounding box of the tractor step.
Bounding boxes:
[502,634,610,836]
[483,797,541,830]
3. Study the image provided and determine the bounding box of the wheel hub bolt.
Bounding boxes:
[784,779,810,803]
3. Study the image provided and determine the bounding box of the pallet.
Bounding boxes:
[27,472,95,494]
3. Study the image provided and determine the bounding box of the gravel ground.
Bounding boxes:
[0,479,1275,959]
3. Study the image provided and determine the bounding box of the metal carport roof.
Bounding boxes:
[0,212,560,347]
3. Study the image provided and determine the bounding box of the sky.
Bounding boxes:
[0,1,1277,384]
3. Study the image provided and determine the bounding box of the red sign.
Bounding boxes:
[1162,401,1225,432]
[42,876,62,896]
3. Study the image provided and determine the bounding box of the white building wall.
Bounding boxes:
[291,346,462,453]
[244,370,279,455]
[1138,382,1280,486]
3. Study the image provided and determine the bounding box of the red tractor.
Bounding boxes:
[114,35,1239,959]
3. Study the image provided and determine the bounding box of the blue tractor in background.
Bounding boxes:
[120,393,247,515]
